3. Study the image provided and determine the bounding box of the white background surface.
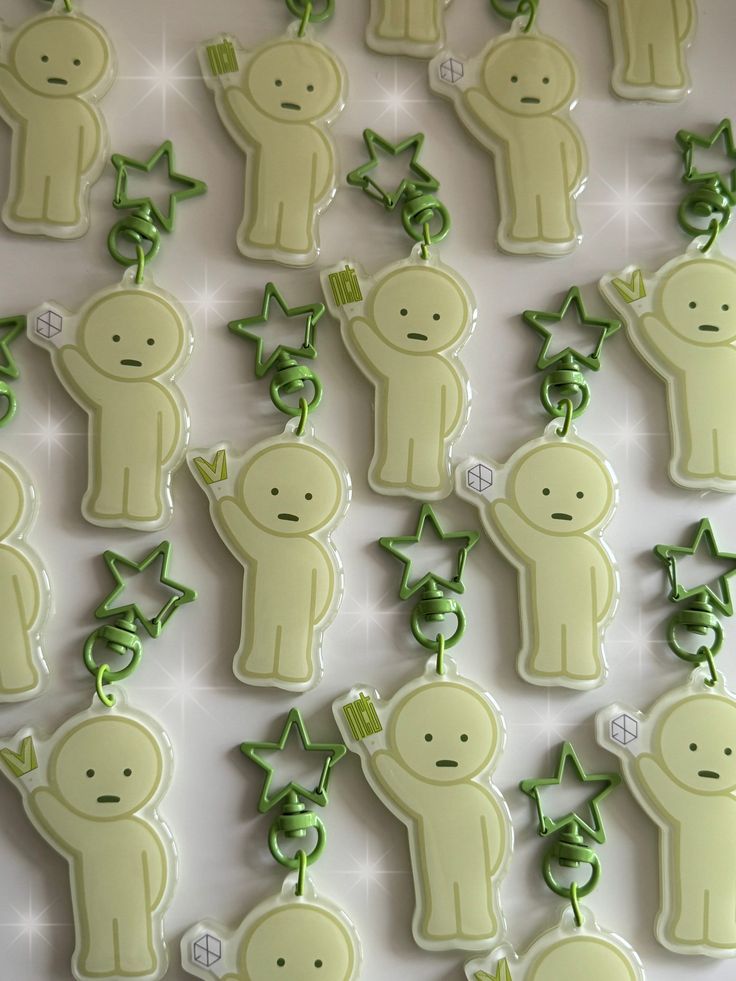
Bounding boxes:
[0,0,735,977]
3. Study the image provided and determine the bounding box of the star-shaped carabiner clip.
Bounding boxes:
[655,518,736,617]
[241,709,346,814]
[0,316,23,381]
[520,742,620,844]
[379,503,479,601]
[112,140,207,233]
[347,129,440,211]
[523,287,621,372]
[677,118,736,202]
[228,283,323,378]
[95,541,197,638]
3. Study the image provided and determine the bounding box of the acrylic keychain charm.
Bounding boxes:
[597,519,736,957]
[199,0,346,266]
[594,0,696,102]
[467,743,644,981]
[323,130,475,500]
[188,284,350,692]
[0,315,51,702]
[429,0,587,256]
[457,289,620,690]
[182,709,362,980]
[601,121,736,492]
[334,506,512,952]
[366,0,453,59]
[0,0,116,238]
[0,541,195,981]
[28,141,205,529]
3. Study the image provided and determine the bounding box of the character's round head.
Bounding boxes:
[11,15,110,97]
[388,682,498,784]
[245,39,342,123]
[49,716,164,820]
[481,35,576,116]
[237,441,344,536]
[0,460,26,540]
[528,937,637,981]
[79,290,186,381]
[658,258,736,346]
[239,903,356,981]
[507,442,614,535]
[367,266,470,354]
[655,695,736,794]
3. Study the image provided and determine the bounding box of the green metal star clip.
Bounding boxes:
[520,742,621,844]
[95,541,197,638]
[241,709,346,813]
[347,129,440,211]
[523,287,622,372]
[112,140,207,233]
[655,518,736,617]
[677,118,736,200]
[228,283,324,378]
[0,315,24,380]
[379,503,479,600]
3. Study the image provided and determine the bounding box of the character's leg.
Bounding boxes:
[561,614,601,682]
[9,166,48,222]
[706,881,736,947]
[650,37,685,88]
[671,878,707,944]
[124,459,164,523]
[115,907,156,975]
[374,430,412,487]
[713,425,736,481]
[78,917,116,975]
[88,455,127,519]
[623,34,655,85]
[407,0,440,42]
[0,619,38,695]
[45,171,82,226]
[456,869,497,939]
[527,603,565,678]
[507,187,542,243]
[683,420,717,477]
[273,620,314,684]
[407,433,446,494]
[377,0,408,38]
[423,861,459,940]
[538,183,576,244]
[277,191,315,256]
[237,609,280,680]
[244,169,280,249]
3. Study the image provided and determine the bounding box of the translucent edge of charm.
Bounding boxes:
[0,690,178,981]
[596,0,695,103]
[27,266,194,531]
[365,0,453,59]
[186,418,352,693]
[455,421,621,691]
[428,18,587,257]
[0,5,117,239]
[321,245,476,502]
[600,240,736,494]
[181,871,363,980]
[465,905,645,979]
[333,656,513,952]
[597,666,736,958]
[0,452,52,703]
[197,27,347,268]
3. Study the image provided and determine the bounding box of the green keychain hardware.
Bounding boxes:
[598,518,736,957]
[181,710,362,980]
[0,541,195,981]
[601,119,736,493]
[199,0,346,267]
[430,0,587,256]
[27,141,205,530]
[467,744,644,981]
[0,0,116,238]
[366,0,453,59]
[334,505,512,952]
[457,289,621,691]
[323,129,476,501]
[187,282,351,693]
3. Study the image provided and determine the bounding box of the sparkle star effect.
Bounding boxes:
[523,287,621,372]
[95,541,197,637]
[677,118,736,200]
[1,890,70,957]
[120,21,201,128]
[228,283,323,378]
[112,140,207,233]
[241,709,346,813]
[347,129,439,210]
[379,503,479,600]
[520,742,621,844]
[654,518,736,616]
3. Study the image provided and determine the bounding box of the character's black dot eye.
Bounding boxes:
[112,334,120,342]
[460,734,469,742]
[315,961,323,968]
[86,769,95,778]
[41,55,49,63]
[307,84,314,92]
[689,301,697,309]
[147,338,155,346]
[400,308,408,316]
[73,59,81,67]
[510,75,518,83]
[543,76,550,84]
[723,304,730,311]
[576,491,584,499]
[433,313,441,321]
[305,492,313,500]
[424,733,433,742]
[277,957,285,967]
[271,487,279,496]
[689,743,698,751]
[542,487,550,496]
[726,747,733,756]
[123,768,132,776]
[275,79,283,87]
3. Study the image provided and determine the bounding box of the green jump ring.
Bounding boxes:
[271,372,323,418]
[402,195,451,246]
[83,626,143,684]
[678,188,730,252]
[286,0,334,23]
[667,612,723,663]
[107,215,161,271]
[0,381,18,428]
[541,374,590,421]
[410,604,466,651]
[542,848,600,902]
[95,665,116,708]
[489,0,538,32]
[269,815,326,871]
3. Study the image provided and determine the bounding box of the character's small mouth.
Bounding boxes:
[436,759,458,768]
[698,324,719,332]
[698,770,720,779]
[278,512,299,522]
[551,512,573,521]
[97,795,121,803]
[407,332,428,341]
[521,96,540,104]
[47,77,68,85]
[280,102,302,111]
[121,358,142,367]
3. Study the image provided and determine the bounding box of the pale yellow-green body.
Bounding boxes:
[367,0,452,57]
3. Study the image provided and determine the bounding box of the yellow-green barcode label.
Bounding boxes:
[343,694,382,740]
[328,266,363,306]
[207,40,239,76]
